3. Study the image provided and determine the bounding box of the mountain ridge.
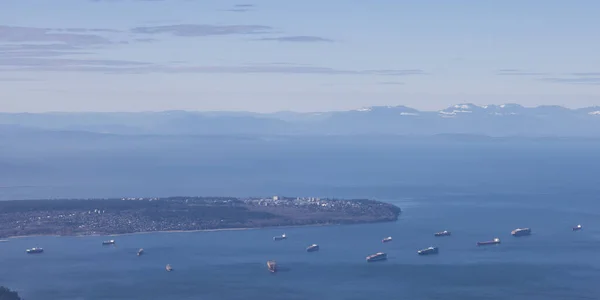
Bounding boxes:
[1,103,599,137]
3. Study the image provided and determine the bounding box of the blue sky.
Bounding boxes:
[1,0,599,112]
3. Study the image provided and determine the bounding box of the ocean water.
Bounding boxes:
[2,193,599,300]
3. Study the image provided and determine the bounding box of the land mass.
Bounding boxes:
[0,196,401,238]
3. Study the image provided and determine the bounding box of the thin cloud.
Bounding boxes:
[570,72,600,76]
[257,36,333,43]
[496,69,548,76]
[131,24,272,36]
[378,81,405,85]
[540,77,600,85]
[0,77,41,82]
[0,25,113,45]
[222,4,256,12]
[0,59,426,77]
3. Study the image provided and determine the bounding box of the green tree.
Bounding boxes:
[0,286,22,300]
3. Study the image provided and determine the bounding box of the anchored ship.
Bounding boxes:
[434,230,451,237]
[511,228,531,237]
[166,264,173,272]
[26,247,44,254]
[417,246,439,255]
[267,260,277,273]
[273,234,287,241]
[382,236,392,243]
[306,244,319,252]
[366,252,387,262]
[477,238,501,246]
[102,240,115,245]
[137,248,144,256]
[573,224,582,231]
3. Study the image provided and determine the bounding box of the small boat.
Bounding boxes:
[573,224,583,231]
[382,236,392,243]
[434,230,451,237]
[306,244,319,252]
[273,234,287,241]
[267,260,277,273]
[511,228,531,237]
[417,246,439,255]
[26,247,44,254]
[366,252,387,262]
[166,264,173,272]
[137,248,144,256]
[102,240,115,245]
[477,238,501,246]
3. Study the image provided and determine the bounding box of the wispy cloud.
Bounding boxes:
[378,81,404,85]
[496,69,548,76]
[539,77,600,85]
[0,58,426,77]
[570,72,600,76]
[0,77,41,82]
[0,25,114,45]
[223,4,256,12]
[257,36,333,43]
[131,24,271,36]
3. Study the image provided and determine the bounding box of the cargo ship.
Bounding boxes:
[511,228,531,237]
[267,260,277,273]
[434,230,451,237]
[573,224,582,231]
[137,248,144,256]
[26,247,44,254]
[417,246,439,255]
[273,234,287,241]
[382,236,392,243]
[306,244,319,252]
[102,240,115,245]
[366,252,387,262]
[166,264,173,272]
[477,238,501,246]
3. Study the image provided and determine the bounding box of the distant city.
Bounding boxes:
[0,196,401,238]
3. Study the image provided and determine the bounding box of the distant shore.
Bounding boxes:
[5,223,342,240]
[0,196,401,240]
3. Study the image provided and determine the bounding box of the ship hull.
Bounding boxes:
[306,246,319,252]
[366,253,387,262]
[511,229,531,237]
[477,241,500,246]
[418,247,439,255]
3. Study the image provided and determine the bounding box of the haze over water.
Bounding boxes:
[2,192,599,300]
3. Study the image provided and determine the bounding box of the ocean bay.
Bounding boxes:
[2,196,599,300]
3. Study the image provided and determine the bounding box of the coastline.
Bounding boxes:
[4,223,344,240]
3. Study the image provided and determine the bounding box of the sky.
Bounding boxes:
[1,0,600,113]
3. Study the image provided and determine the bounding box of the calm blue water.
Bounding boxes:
[2,193,599,300]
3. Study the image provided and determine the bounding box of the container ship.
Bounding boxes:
[366,252,387,262]
[382,236,392,243]
[26,247,44,254]
[477,238,501,246]
[166,264,173,272]
[306,244,319,252]
[434,230,451,237]
[417,246,439,255]
[137,248,144,256]
[273,234,287,241]
[511,228,532,237]
[267,260,277,273]
[102,240,115,245]
[573,224,582,231]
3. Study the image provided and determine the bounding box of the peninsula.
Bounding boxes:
[0,196,401,238]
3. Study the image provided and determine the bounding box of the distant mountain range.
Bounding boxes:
[1,103,600,137]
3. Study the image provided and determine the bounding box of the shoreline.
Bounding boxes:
[4,222,348,240]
